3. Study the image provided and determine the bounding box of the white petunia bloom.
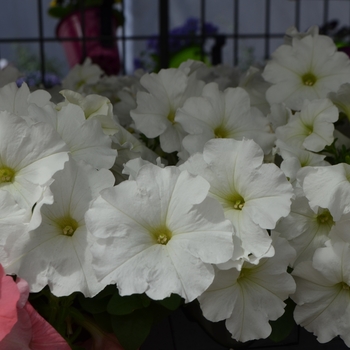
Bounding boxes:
[276,194,335,267]
[86,164,234,302]
[181,138,293,261]
[198,233,296,343]
[0,190,29,262]
[110,123,158,184]
[130,67,204,153]
[176,83,275,157]
[276,139,329,192]
[328,83,350,120]
[3,158,115,297]
[263,29,350,110]
[238,66,271,116]
[283,25,319,45]
[0,82,51,116]
[58,90,118,135]
[275,98,338,152]
[297,163,350,221]
[62,57,103,93]
[28,103,117,170]
[0,65,21,88]
[189,61,240,91]
[0,110,69,210]
[267,103,292,132]
[292,240,350,347]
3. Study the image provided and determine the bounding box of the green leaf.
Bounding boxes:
[111,308,153,350]
[156,294,183,310]
[107,291,151,315]
[269,298,297,343]
[169,46,210,68]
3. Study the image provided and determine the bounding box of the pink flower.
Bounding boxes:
[0,264,19,341]
[0,264,70,350]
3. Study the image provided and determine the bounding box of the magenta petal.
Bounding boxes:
[0,307,32,350]
[0,265,20,341]
[24,302,70,350]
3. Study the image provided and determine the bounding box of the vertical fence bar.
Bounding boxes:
[323,0,329,26]
[79,0,87,62]
[159,0,169,69]
[121,0,126,74]
[295,0,300,30]
[200,0,206,62]
[37,0,46,87]
[233,0,239,66]
[264,0,270,60]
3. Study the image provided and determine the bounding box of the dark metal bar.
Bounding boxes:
[200,0,206,62]
[211,35,226,65]
[120,0,126,74]
[79,0,87,62]
[159,0,169,69]
[264,0,270,60]
[100,0,114,47]
[37,0,46,87]
[295,0,300,30]
[0,32,292,44]
[323,0,329,26]
[233,0,239,66]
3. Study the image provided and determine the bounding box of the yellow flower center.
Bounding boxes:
[342,283,350,290]
[150,226,172,245]
[167,110,176,124]
[0,167,15,183]
[214,125,230,139]
[225,193,245,210]
[302,73,317,87]
[237,267,252,281]
[316,210,334,225]
[56,217,79,237]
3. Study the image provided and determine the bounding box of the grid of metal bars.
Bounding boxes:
[0,0,335,86]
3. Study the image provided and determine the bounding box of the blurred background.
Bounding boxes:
[1,0,350,87]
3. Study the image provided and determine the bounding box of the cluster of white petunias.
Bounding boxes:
[3,23,350,347]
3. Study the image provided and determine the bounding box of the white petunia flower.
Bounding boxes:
[58,90,118,135]
[283,25,319,45]
[176,83,275,157]
[110,123,158,184]
[328,83,350,120]
[198,233,296,343]
[86,164,234,302]
[0,190,29,262]
[239,66,271,116]
[276,139,329,192]
[267,103,292,132]
[3,158,115,297]
[263,29,350,110]
[130,67,204,153]
[62,57,103,93]
[0,111,69,210]
[0,82,51,116]
[297,163,350,221]
[328,212,350,243]
[276,194,335,267]
[292,240,350,347]
[275,98,338,152]
[28,103,117,170]
[189,62,240,91]
[181,138,293,261]
[0,65,21,88]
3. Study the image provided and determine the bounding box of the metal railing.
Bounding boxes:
[0,0,338,86]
